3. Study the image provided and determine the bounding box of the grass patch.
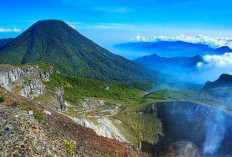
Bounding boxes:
[114,113,163,145]
[12,86,23,93]
[13,102,44,123]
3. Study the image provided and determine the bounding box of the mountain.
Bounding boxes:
[134,54,203,75]
[0,38,13,48]
[116,41,226,58]
[215,46,232,53]
[0,20,156,81]
[204,74,232,89]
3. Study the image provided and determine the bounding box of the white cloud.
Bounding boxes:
[130,34,232,48]
[203,53,232,67]
[94,25,122,29]
[66,22,83,29]
[195,53,232,82]
[132,34,149,42]
[197,62,203,67]
[152,35,232,48]
[0,28,21,32]
[68,24,76,29]
[83,24,135,30]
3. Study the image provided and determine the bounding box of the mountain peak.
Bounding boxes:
[0,20,156,81]
[32,20,73,30]
[36,19,66,24]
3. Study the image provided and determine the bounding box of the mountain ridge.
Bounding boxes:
[116,41,227,58]
[0,20,157,81]
[204,74,232,89]
[133,53,203,73]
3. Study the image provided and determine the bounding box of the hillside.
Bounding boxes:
[0,87,144,156]
[204,74,232,89]
[0,38,13,48]
[0,64,232,156]
[0,20,157,81]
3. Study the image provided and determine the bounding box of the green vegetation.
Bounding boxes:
[30,62,52,71]
[45,73,144,106]
[62,141,74,155]
[12,86,23,93]
[0,94,6,103]
[127,81,156,91]
[13,102,44,123]
[115,113,163,146]
[0,20,157,81]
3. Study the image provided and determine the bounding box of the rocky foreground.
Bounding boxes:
[0,87,144,157]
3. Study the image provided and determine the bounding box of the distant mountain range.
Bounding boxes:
[204,74,232,89]
[0,20,158,81]
[133,54,203,79]
[116,41,231,57]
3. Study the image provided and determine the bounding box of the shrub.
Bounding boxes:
[62,141,74,155]
[0,95,6,103]
[34,111,44,123]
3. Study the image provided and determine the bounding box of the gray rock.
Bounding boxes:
[28,111,34,115]
[5,125,13,131]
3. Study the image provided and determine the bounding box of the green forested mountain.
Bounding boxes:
[0,20,157,81]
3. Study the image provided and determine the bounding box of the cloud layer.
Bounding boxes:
[132,34,149,42]
[0,28,21,32]
[196,53,232,82]
[132,34,232,48]
[153,35,232,48]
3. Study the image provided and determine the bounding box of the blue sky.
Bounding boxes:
[1,0,232,52]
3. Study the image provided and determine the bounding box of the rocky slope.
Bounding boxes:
[0,64,153,156]
[0,64,67,111]
[0,87,144,156]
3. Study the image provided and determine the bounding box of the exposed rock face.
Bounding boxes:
[55,87,66,111]
[73,117,128,143]
[19,80,45,99]
[0,65,52,100]
[81,99,105,109]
